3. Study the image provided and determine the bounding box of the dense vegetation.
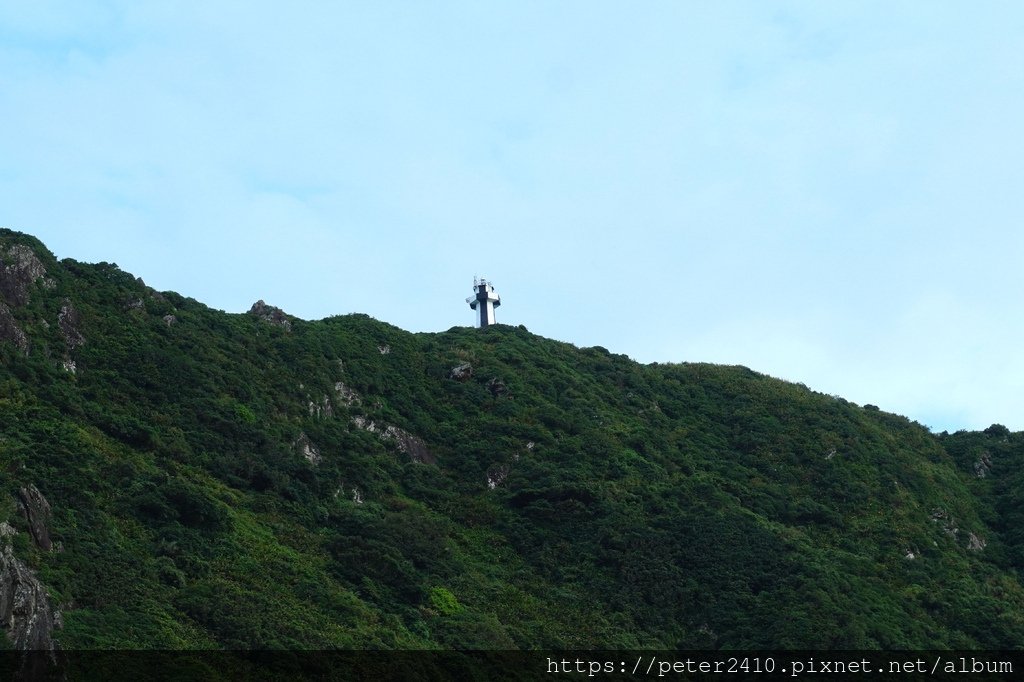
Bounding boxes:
[1,228,1022,649]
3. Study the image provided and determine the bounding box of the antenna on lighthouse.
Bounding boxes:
[466,277,501,328]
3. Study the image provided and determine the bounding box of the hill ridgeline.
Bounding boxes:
[0,228,1022,650]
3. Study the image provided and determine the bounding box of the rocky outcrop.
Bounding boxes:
[0,302,29,354]
[967,532,987,552]
[0,545,61,651]
[0,245,49,307]
[0,487,61,651]
[449,363,473,381]
[351,417,435,464]
[385,426,434,464]
[57,300,85,350]
[162,314,177,327]
[930,508,959,538]
[56,300,85,374]
[249,300,292,331]
[350,416,379,434]
[307,395,333,419]
[16,486,52,552]
[974,451,993,478]
[293,432,321,465]
[334,382,360,407]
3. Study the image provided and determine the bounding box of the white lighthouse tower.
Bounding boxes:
[467,277,501,328]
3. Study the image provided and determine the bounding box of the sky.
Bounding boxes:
[2,2,1024,432]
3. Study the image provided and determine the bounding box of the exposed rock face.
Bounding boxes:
[0,486,61,652]
[334,382,360,407]
[0,302,29,354]
[307,395,333,419]
[294,433,321,465]
[351,415,379,434]
[377,344,391,355]
[449,363,473,381]
[16,486,52,552]
[162,314,177,327]
[351,417,435,464]
[968,532,987,551]
[5,561,60,653]
[0,545,61,650]
[249,300,292,331]
[974,451,993,478]
[384,426,434,464]
[930,508,959,538]
[57,300,85,350]
[0,245,48,307]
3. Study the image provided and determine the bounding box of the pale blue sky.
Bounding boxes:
[3,2,1024,431]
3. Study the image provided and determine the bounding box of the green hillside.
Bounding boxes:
[0,228,1022,650]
